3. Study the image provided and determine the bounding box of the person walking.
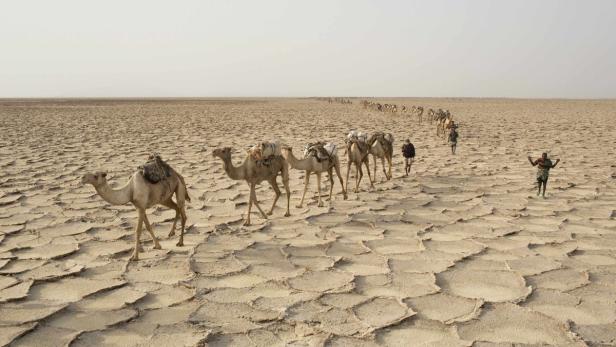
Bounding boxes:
[401,139,415,176]
[448,127,459,154]
[528,152,560,197]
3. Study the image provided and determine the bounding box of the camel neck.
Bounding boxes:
[285,151,310,171]
[95,179,133,205]
[221,156,245,180]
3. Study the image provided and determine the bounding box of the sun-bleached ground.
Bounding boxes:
[1,98,616,346]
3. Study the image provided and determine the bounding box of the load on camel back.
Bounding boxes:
[303,142,337,164]
[139,153,173,184]
[368,131,394,148]
[346,130,369,153]
[248,141,283,166]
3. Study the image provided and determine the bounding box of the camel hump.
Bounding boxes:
[248,141,282,162]
[138,153,172,184]
[303,142,337,162]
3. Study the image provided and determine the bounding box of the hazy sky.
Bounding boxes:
[1,0,615,98]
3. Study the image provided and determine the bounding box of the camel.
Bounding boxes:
[344,135,374,193]
[81,163,190,261]
[212,147,290,226]
[416,106,424,124]
[368,132,394,181]
[281,143,347,208]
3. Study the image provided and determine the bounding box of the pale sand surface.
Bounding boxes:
[1,98,615,346]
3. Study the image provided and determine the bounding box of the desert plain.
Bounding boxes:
[1,98,616,346]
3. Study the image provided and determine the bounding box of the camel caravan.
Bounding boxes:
[81,129,398,261]
[81,99,456,261]
[316,97,352,104]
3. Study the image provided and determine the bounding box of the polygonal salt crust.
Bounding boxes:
[288,256,337,271]
[0,275,18,290]
[15,243,79,260]
[423,240,485,257]
[0,322,38,347]
[319,293,370,309]
[140,323,209,347]
[306,212,350,226]
[314,307,367,336]
[72,286,147,311]
[335,253,390,276]
[196,273,268,289]
[356,272,439,299]
[0,301,68,325]
[137,301,200,327]
[326,336,380,347]
[46,308,138,332]
[573,324,616,346]
[326,241,370,257]
[571,252,616,266]
[527,268,590,291]
[364,238,423,255]
[78,240,134,257]
[28,277,126,303]
[0,259,46,275]
[37,222,98,238]
[354,297,414,330]
[376,318,470,347]
[438,268,531,303]
[406,293,483,324]
[288,270,354,293]
[506,255,562,276]
[522,288,616,325]
[388,250,461,274]
[189,301,279,334]
[457,303,578,345]
[0,279,33,303]
[191,255,247,276]
[18,261,85,282]
[248,261,305,280]
[124,260,193,285]
[10,325,81,347]
[133,283,195,310]
[530,241,578,257]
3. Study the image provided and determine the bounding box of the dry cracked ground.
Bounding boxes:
[1,98,616,346]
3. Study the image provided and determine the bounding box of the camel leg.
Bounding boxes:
[387,156,392,179]
[373,155,378,182]
[244,184,255,226]
[266,178,281,216]
[282,166,291,217]
[298,171,311,208]
[381,156,387,181]
[129,211,144,261]
[327,168,334,203]
[142,213,162,250]
[345,161,352,194]
[316,172,323,207]
[250,184,268,218]
[177,207,186,247]
[161,199,179,237]
[356,164,363,193]
[334,161,347,200]
[364,159,374,188]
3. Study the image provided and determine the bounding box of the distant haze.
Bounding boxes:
[1,0,615,98]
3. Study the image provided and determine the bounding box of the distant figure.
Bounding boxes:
[448,127,459,154]
[528,153,560,197]
[401,139,415,176]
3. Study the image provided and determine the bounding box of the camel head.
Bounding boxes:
[212,147,232,160]
[81,171,107,187]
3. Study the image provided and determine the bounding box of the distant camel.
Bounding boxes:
[344,133,374,193]
[368,132,394,181]
[212,147,290,225]
[281,143,347,207]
